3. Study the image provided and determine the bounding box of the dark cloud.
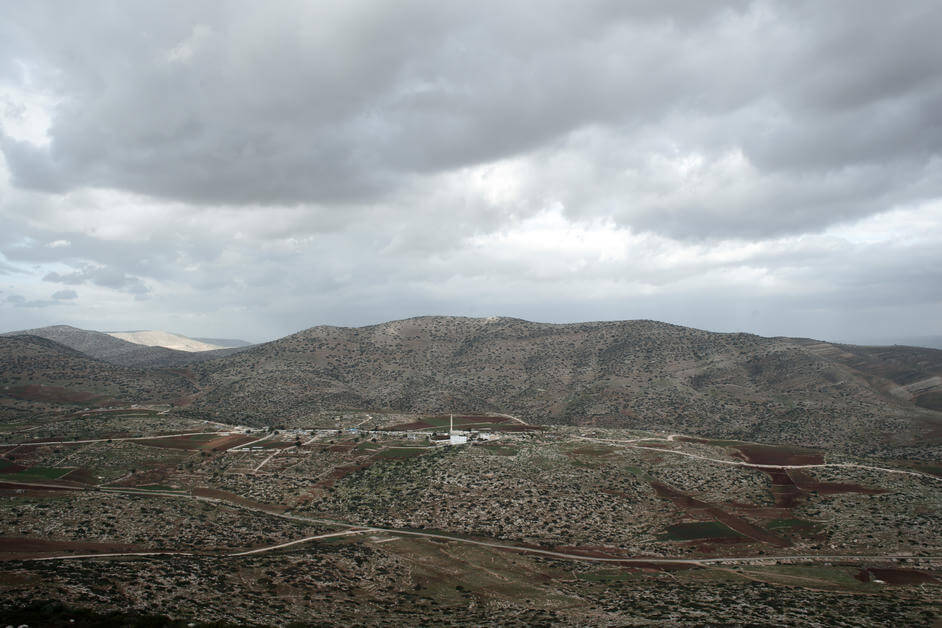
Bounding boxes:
[1,1,939,239]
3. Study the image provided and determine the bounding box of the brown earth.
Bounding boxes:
[0,537,141,559]
[649,481,790,548]
[733,444,824,466]
[327,442,357,452]
[137,434,223,450]
[787,470,886,495]
[59,468,97,484]
[386,421,434,430]
[0,462,27,474]
[855,567,940,584]
[201,434,256,451]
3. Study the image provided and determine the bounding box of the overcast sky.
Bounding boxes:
[1,1,940,344]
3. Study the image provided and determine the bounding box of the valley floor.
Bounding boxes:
[0,408,939,625]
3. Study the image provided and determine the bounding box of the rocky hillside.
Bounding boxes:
[0,335,197,422]
[184,316,942,455]
[2,325,246,367]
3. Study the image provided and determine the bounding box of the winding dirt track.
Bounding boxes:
[3,426,940,567]
[577,436,942,482]
[2,480,940,568]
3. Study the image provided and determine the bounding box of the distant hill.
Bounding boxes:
[0,335,196,418]
[107,330,226,352]
[192,337,253,348]
[888,336,942,351]
[2,325,246,367]
[4,317,939,455]
[181,316,942,455]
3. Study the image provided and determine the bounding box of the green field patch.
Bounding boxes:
[13,467,72,482]
[741,565,881,591]
[621,465,655,482]
[911,462,942,477]
[129,484,185,492]
[376,447,425,460]
[765,518,819,532]
[355,441,383,452]
[0,458,20,471]
[658,521,744,541]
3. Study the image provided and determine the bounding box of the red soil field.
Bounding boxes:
[0,537,141,559]
[59,468,97,484]
[385,420,433,431]
[200,434,256,451]
[453,416,508,424]
[138,434,232,450]
[425,415,508,423]
[314,463,371,488]
[856,567,939,584]
[327,442,357,452]
[787,470,885,495]
[649,481,790,547]
[733,444,824,466]
[257,441,296,449]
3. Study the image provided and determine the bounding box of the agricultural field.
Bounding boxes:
[0,405,939,625]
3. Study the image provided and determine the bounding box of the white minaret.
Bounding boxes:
[449,413,453,435]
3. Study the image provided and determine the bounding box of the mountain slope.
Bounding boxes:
[185,316,942,455]
[0,335,196,418]
[2,325,246,367]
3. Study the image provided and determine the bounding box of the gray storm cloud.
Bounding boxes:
[0,1,940,342]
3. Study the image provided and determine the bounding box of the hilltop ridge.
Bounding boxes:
[179,316,941,455]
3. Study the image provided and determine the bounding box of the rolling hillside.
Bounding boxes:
[182,316,942,455]
[0,335,197,422]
